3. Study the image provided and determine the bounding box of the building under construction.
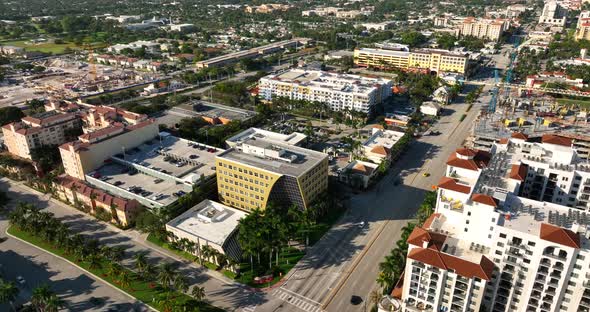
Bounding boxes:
[470,95,590,159]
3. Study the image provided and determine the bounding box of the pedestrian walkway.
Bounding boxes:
[272,288,323,312]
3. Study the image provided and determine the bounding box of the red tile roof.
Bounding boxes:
[55,175,138,212]
[391,272,404,299]
[456,148,477,157]
[408,248,494,280]
[422,213,441,229]
[542,134,572,147]
[438,177,471,194]
[498,137,509,145]
[509,164,528,181]
[511,132,528,140]
[446,149,490,171]
[539,223,580,249]
[407,227,447,251]
[370,145,390,156]
[471,193,497,207]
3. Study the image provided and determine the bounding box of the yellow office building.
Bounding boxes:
[215,136,328,212]
[354,47,469,75]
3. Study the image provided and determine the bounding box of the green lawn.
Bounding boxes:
[0,40,78,54]
[8,226,223,312]
[557,98,590,109]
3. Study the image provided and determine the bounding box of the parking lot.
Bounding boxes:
[88,135,223,207]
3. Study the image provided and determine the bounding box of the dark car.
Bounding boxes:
[350,295,363,305]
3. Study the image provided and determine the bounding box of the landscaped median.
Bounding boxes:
[7,225,222,312]
[146,233,305,288]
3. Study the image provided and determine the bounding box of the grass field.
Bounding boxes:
[8,225,223,312]
[0,39,106,55]
[557,98,590,109]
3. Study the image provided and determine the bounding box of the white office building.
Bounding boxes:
[400,134,590,312]
[539,1,567,26]
[258,69,393,114]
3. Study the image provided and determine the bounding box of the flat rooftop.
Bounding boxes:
[119,135,222,183]
[218,138,327,177]
[90,162,190,207]
[226,127,306,147]
[166,200,247,246]
[500,194,590,243]
[263,69,391,95]
[426,214,489,263]
[363,129,405,150]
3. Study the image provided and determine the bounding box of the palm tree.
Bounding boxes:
[190,286,205,303]
[31,284,53,310]
[134,253,148,276]
[0,279,19,311]
[87,254,103,270]
[144,263,157,281]
[157,263,176,290]
[44,294,65,312]
[107,261,123,278]
[109,203,120,225]
[89,192,98,215]
[173,274,189,293]
[369,289,381,309]
[118,270,131,289]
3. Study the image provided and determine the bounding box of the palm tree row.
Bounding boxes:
[376,191,436,294]
[167,235,238,272]
[8,202,208,311]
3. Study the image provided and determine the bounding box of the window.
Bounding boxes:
[464,228,468,232]
[500,233,507,238]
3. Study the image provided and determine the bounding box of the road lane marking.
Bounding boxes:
[273,288,323,312]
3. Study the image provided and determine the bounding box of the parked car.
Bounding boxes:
[16,276,26,285]
[154,178,164,184]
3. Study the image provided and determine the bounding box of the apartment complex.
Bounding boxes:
[539,1,567,26]
[459,17,507,42]
[400,135,590,312]
[215,129,328,212]
[59,120,158,180]
[258,69,393,114]
[353,48,469,75]
[2,110,81,160]
[576,11,590,41]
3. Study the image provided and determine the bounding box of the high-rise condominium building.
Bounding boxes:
[215,129,328,212]
[257,69,393,114]
[353,48,469,75]
[459,17,507,42]
[400,134,590,312]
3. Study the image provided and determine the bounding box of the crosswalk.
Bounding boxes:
[241,305,257,312]
[272,288,323,312]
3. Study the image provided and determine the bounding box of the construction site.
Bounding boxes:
[0,54,164,108]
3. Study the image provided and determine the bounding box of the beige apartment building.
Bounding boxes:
[2,111,80,160]
[354,48,469,75]
[60,120,158,180]
[459,17,507,41]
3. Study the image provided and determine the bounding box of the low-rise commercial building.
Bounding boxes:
[0,45,24,55]
[2,111,81,160]
[258,69,393,114]
[353,48,469,75]
[339,160,379,189]
[420,101,442,116]
[361,128,405,163]
[166,199,246,262]
[216,130,328,212]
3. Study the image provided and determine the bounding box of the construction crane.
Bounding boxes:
[83,44,97,81]
[488,69,500,113]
